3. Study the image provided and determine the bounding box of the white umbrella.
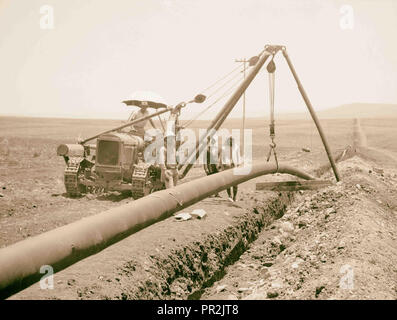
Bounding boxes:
[122,90,168,109]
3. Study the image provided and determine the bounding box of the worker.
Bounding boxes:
[220,135,241,202]
[158,131,179,189]
[203,134,221,197]
[127,102,156,139]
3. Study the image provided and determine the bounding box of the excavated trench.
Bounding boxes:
[187,194,293,300]
[112,192,295,300]
[142,151,353,300]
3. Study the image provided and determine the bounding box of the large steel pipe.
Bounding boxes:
[0,163,314,299]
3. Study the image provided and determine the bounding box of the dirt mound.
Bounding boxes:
[201,156,397,300]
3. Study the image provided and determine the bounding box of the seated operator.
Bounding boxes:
[128,102,156,139]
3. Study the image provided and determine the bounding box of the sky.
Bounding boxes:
[0,0,396,120]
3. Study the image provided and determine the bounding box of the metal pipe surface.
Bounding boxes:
[0,163,313,299]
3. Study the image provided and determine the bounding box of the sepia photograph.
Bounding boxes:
[0,0,396,307]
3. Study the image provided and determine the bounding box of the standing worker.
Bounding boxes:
[220,135,241,202]
[203,134,221,197]
[158,131,179,189]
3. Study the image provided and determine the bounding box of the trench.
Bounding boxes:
[184,129,362,299]
[187,194,292,300]
[114,191,294,300]
[126,145,355,300]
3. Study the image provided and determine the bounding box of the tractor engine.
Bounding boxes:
[95,132,144,189]
[58,131,165,198]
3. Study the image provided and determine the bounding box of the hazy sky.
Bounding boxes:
[0,0,396,120]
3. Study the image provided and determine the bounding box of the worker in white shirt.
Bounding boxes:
[220,135,241,202]
[203,134,222,197]
[158,131,179,189]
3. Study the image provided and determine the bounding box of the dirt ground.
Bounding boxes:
[0,116,348,248]
[201,155,397,300]
[1,116,396,300]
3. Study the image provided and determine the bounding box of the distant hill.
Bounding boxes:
[2,103,396,124]
[317,103,397,119]
[182,103,397,128]
[259,103,397,120]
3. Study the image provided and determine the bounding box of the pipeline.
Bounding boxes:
[0,163,314,299]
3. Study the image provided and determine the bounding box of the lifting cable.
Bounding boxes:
[199,62,244,95]
[177,62,247,129]
[181,75,245,128]
[265,56,279,171]
[205,69,246,100]
[181,62,251,128]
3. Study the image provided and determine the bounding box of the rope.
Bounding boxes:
[181,75,245,128]
[157,115,165,132]
[179,60,252,128]
[268,71,275,138]
[206,69,245,100]
[199,62,244,94]
[266,56,279,171]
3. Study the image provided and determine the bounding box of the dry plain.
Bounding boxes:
[0,115,396,299]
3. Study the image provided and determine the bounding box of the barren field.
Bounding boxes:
[0,116,396,300]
